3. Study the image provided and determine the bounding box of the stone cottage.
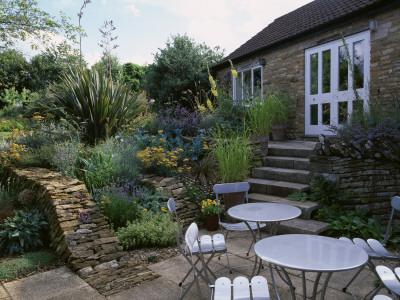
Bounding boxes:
[212,0,400,139]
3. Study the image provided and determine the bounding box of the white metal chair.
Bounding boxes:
[213,182,266,256]
[185,222,271,300]
[375,266,400,300]
[341,196,400,299]
[167,198,227,299]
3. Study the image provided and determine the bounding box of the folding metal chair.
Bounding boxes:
[340,196,400,299]
[185,222,271,300]
[167,198,227,299]
[213,182,266,269]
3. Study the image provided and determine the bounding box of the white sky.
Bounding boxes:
[22,0,314,66]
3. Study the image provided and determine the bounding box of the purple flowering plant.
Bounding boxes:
[77,211,90,224]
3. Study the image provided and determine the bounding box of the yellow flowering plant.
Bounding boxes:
[201,199,222,216]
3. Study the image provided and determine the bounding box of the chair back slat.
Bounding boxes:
[213,182,250,195]
[392,196,400,211]
[251,276,270,300]
[233,276,250,300]
[167,198,185,253]
[214,277,232,300]
[185,223,199,255]
[376,265,400,295]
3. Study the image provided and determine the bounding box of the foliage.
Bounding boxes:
[0,251,58,281]
[144,34,224,106]
[79,150,116,194]
[201,199,222,216]
[135,129,210,176]
[0,208,48,255]
[0,119,25,132]
[0,87,39,107]
[122,63,147,92]
[212,129,253,183]
[247,96,274,136]
[50,67,143,143]
[116,212,176,249]
[93,180,165,229]
[182,177,215,208]
[0,0,77,50]
[0,177,18,210]
[156,104,201,137]
[0,50,29,94]
[92,55,123,82]
[213,86,247,133]
[330,100,400,146]
[268,92,292,125]
[49,140,80,177]
[288,192,308,203]
[309,176,347,206]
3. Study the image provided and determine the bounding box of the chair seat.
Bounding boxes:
[192,234,227,254]
[368,239,399,259]
[219,221,266,232]
[376,265,400,295]
[214,276,270,300]
[353,238,382,258]
[373,295,392,300]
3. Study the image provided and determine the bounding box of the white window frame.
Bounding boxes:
[304,31,370,135]
[232,64,263,102]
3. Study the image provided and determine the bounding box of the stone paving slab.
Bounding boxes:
[0,285,11,300]
[2,266,104,300]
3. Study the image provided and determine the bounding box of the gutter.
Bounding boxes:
[212,0,400,71]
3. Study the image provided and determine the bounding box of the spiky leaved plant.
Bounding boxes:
[50,68,143,143]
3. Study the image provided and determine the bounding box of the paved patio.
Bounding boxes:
[0,229,397,299]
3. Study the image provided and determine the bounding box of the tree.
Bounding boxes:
[28,42,82,92]
[0,49,29,93]
[98,20,119,78]
[0,0,77,50]
[144,34,224,106]
[122,62,146,92]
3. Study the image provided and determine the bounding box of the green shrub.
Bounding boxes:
[0,208,49,255]
[93,180,165,229]
[50,68,143,144]
[49,141,80,177]
[0,251,58,281]
[116,213,176,249]
[309,176,347,206]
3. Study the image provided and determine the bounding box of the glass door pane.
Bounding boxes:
[310,53,318,95]
[338,46,348,91]
[253,68,262,98]
[353,40,365,89]
[322,50,331,93]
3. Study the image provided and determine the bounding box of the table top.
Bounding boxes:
[254,234,368,272]
[227,203,302,223]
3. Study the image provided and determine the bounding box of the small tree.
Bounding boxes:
[98,20,119,78]
[122,62,147,92]
[144,34,224,106]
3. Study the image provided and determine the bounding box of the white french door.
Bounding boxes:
[305,31,370,135]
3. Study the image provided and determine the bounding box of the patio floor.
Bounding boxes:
[110,229,396,300]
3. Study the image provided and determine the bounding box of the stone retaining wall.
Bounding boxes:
[1,167,159,296]
[141,175,202,229]
[309,156,400,221]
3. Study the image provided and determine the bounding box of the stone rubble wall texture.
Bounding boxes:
[309,156,400,223]
[215,6,400,140]
[1,167,159,296]
[141,175,202,229]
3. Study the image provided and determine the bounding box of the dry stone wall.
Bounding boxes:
[1,167,159,296]
[309,156,400,222]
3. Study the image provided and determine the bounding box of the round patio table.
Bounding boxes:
[228,203,302,275]
[254,234,369,300]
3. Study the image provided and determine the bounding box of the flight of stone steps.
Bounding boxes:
[248,140,330,235]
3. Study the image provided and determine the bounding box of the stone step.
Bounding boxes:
[277,218,330,235]
[248,193,320,220]
[268,141,317,158]
[252,167,310,184]
[263,156,310,170]
[248,178,309,197]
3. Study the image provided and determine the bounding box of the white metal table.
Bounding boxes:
[254,234,369,300]
[228,203,302,275]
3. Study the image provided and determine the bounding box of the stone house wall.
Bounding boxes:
[215,6,400,139]
[309,156,400,222]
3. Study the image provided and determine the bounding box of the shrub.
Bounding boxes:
[50,140,80,177]
[93,180,165,229]
[182,177,215,208]
[50,68,143,143]
[309,176,347,206]
[116,213,176,249]
[0,208,49,255]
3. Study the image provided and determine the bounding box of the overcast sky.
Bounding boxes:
[26,0,314,66]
